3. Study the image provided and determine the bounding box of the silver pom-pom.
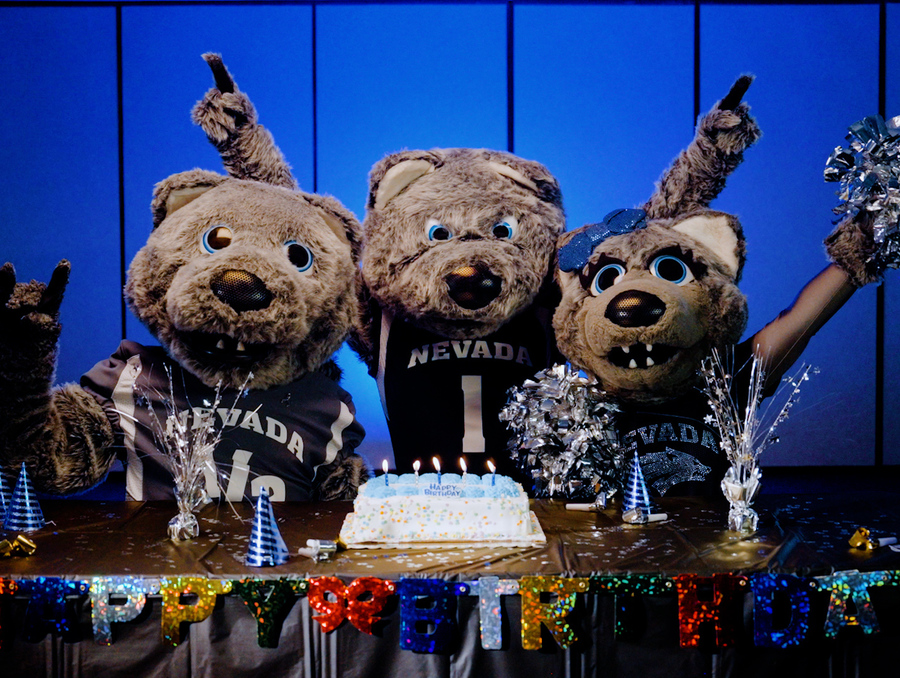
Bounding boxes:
[825,114,900,271]
[500,363,623,500]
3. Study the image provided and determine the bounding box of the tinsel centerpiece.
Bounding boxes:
[825,113,900,273]
[700,349,814,533]
[500,363,622,501]
[137,367,250,541]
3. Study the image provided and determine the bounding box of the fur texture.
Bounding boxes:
[554,79,759,404]
[191,53,298,191]
[129,175,360,390]
[0,57,369,498]
[824,213,880,287]
[357,147,565,352]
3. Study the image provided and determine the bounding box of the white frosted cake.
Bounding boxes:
[338,472,545,547]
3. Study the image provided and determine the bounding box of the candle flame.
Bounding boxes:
[382,459,389,474]
[459,457,467,474]
[487,460,496,473]
[412,460,421,473]
[432,456,441,473]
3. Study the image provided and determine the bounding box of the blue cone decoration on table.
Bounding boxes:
[622,452,651,515]
[245,487,289,567]
[3,463,45,532]
[0,471,10,523]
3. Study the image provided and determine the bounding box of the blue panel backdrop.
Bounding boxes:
[701,3,880,466]
[121,5,314,344]
[1,2,897,477]
[886,3,900,467]
[316,3,508,467]
[0,7,120,385]
[514,2,694,234]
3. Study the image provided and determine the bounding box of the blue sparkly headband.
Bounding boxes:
[558,208,647,272]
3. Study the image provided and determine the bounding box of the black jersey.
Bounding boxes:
[81,341,364,501]
[617,342,754,498]
[375,308,555,477]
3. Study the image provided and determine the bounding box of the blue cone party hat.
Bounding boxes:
[3,463,45,532]
[245,487,289,567]
[622,451,651,515]
[0,471,10,523]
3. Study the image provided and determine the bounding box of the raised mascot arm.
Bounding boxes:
[192,53,298,190]
[0,261,116,493]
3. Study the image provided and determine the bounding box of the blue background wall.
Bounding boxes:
[1,1,896,481]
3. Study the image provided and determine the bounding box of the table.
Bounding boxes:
[1,494,898,677]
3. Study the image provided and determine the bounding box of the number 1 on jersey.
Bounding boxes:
[461,375,485,453]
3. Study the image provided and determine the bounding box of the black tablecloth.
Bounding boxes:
[0,494,898,677]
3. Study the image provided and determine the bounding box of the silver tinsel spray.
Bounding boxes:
[136,367,251,541]
[699,349,815,533]
[825,113,900,273]
[500,363,622,501]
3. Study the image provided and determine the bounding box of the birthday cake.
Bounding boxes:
[338,473,545,548]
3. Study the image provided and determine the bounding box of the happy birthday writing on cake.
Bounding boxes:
[423,483,463,498]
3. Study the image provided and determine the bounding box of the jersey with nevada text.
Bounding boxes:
[376,307,556,478]
[617,341,754,498]
[81,341,365,502]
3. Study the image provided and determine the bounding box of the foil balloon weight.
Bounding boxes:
[622,452,651,522]
[245,487,289,567]
[3,463,44,532]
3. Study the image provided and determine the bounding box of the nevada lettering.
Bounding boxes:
[407,341,532,368]
[167,407,305,460]
[624,422,717,451]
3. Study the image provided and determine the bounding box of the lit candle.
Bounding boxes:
[382,459,389,486]
[459,457,467,485]
[412,459,420,482]
[433,456,441,484]
[487,460,496,486]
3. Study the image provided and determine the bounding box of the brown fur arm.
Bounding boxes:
[0,263,117,494]
[644,76,762,220]
[824,213,882,287]
[347,272,380,374]
[313,453,370,501]
[192,53,298,190]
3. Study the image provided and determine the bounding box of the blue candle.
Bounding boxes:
[382,459,389,486]
[433,456,441,484]
[487,460,496,486]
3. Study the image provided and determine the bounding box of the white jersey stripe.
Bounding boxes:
[324,401,354,465]
[111,354,144,500]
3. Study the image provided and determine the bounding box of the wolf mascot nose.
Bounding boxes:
[605,290,666,327]
[445,263,502,309]
[211,269,273,311]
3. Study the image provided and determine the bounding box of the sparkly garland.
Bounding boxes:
[825,113,900,273]
[1,571,897,652]
[501,363,623,501]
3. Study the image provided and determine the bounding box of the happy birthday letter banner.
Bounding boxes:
[0,570,897,652]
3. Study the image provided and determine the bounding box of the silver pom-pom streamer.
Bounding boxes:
[500,363,622,500]
[825,114,900,272]
[700,348,816,533]
[126,366,250,541]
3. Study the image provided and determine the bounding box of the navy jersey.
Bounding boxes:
[617,342,754,498]
[82,341,364,501]
[375,308,555,477]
